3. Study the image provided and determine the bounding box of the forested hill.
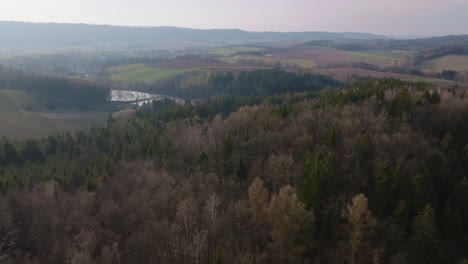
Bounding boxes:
[0,77,467,263]
[0,21,384,48]
[143,69,342,99]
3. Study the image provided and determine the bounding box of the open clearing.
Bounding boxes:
[269,48,365,65]
[342,50,407,66]
[109,60,265,83]
[210,46,264,56]
[149,59,235,70]
[110,66,204,83]
[417,55,468,72]
[108,63,147,74]
[0,89,107,139]
[224,48,402,68]
[224,55,316,68]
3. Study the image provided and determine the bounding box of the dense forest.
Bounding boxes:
[0,66,109,110]
[133,69,341,99]
[0,74,468,263]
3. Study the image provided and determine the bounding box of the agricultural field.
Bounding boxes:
[108,63,148,74]
[209,46,264,56]
[342,50,408,67]
[218,46,458,86]
[109,63,202,83]
[105,45,465,87]
[0,89,108,139]
[224,54,315,68]
[417,55,468,72]
[223,47,405,68]
[108,60,263,83]
[268,48,347,64]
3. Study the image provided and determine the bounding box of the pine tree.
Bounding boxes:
[411,204,439,263]
[412,204,438,245]
[236,158,248,180]
[393,199,410,231]
[299,149,339,210]
[2,141,21,165]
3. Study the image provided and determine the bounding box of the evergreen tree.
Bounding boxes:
[411,204,439,263]
[299,149,340,210]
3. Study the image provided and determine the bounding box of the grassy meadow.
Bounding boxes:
[224,55,316,68]
[109,64,207,83]
[417,55,468,72]
[0,89,108,139]
[342,50,408,66]
[210,46,264,56]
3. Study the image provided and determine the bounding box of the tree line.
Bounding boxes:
[131,69,341,99]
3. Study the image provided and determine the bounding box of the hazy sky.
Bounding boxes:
[1,0,467,35]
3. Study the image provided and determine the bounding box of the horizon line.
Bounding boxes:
[0,19,441,38]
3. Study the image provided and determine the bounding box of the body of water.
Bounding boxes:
[110,90,184,106]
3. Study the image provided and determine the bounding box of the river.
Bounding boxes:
[110,90,169,106]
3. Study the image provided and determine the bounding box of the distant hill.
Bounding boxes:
[379,35,468,50]
[296,35,468,51]
[0,21,386,48]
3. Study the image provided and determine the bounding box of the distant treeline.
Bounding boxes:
[133,69,341,99]
[0,66,110,110]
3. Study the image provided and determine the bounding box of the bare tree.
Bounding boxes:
[344,194,377,264]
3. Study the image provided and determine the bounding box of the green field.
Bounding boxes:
[417,55,468,72]
[109,64,205,83]
[343,50,408,64]
[0,89,107,139]
[287,59,316,68]
[224,55,315,68]
[211,46,264,56]
[109,63,147,73]
[0,89,37,109]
